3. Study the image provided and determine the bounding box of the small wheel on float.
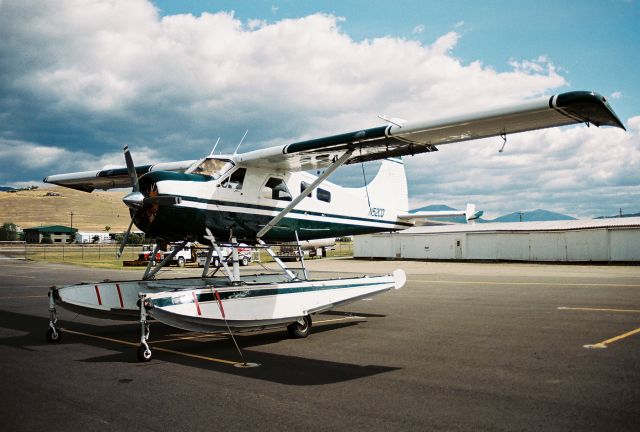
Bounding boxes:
[137,344,153,362]
[46,326,62,343]
[287,315,312,338]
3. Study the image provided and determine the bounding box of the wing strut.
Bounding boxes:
[498,131,507,153]
[256,149,354,240]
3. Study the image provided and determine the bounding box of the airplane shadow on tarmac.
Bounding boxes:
[0,309,399,386]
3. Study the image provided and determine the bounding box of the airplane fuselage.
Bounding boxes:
[134,160,411,243]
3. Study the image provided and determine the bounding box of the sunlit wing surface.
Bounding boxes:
[43,160,196,192]
[236,91,625,171]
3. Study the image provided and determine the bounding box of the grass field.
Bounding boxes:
[0,187,130,232]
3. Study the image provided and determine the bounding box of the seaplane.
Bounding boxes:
[43,91,624,362]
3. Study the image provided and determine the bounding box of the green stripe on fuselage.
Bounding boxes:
[144,204,404,242]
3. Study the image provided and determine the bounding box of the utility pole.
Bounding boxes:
[619,208,623,217]
[69,211,75,243]
[518,211,525,222]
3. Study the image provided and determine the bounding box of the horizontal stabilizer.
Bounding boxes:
[400,203,483,224]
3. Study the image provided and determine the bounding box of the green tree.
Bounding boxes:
[0,222,17,241]
[115,232,146,245]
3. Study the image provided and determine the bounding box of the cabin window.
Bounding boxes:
[191,158,234,179]
[262,177,292,201]
[300,181,311,198]
[317,188,331,203]
[220,168,246,190]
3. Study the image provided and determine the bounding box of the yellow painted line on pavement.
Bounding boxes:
[314,316,365,324]
[149,346,238,365]
[62,328,237,366]
[63,328,138,347]
[151,333,224,344]
[411,279,640,288]
[558,307,640,313]
[584,327,640,349]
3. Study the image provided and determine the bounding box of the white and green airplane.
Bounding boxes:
[43,91,624,362]
[45,91,623,247]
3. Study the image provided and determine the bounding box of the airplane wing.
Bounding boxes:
[44,91,624,191]
[236,91,625,171]
[43,160,196,192]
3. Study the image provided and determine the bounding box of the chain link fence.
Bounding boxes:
[0,240,353,266]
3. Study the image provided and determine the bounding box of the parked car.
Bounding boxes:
[138,245,162,263]
[163,243,197,267]
[196,246,252,268]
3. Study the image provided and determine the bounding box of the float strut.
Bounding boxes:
[137,294,153,362]
[46,287,61,342]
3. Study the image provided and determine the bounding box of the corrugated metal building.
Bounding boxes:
[354,218,640,262]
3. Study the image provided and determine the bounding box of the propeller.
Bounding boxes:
[116,146,181,258]
[124,145,139,193]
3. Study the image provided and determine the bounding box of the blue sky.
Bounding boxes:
[1,0,638,218]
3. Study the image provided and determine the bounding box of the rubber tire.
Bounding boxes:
[137,345,153,362]
[287,315,312,338]
[46,327,62,343]
[177,257,185,267]
[240,256,249,266]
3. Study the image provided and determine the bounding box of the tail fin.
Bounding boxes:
[364,158,408,212]
[465,203,483,224]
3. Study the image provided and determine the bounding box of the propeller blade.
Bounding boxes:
[123,145,139,193]
[116,212,136,259]
[143,195,182,206]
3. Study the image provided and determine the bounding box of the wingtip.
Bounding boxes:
[555,91,626,130]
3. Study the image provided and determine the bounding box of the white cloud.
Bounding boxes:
[407,117,639,218]
[610,91,622,99]
[0,139,161,174]
[412,24,425,34]
[0,0,636,218]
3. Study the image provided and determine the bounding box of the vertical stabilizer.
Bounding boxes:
[363,158,409,212]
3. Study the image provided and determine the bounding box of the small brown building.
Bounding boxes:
[23,225,78,243]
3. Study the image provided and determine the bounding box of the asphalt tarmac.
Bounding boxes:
[0,257,638,431]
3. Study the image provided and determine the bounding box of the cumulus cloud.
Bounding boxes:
[0,138,161,183]
[0,0,636,217]
[407,118,639,218]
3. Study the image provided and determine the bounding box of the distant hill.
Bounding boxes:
[408,206,576,224]
[409,204,468,224]
[409,204,458,213]
[0,187,130,231]
[0,186,15,192]
[489,209,576,223]
[595,212,640,219]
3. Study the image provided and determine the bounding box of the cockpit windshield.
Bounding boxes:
[190,158,234,179]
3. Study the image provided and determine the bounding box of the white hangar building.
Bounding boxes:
[354,218,640,263]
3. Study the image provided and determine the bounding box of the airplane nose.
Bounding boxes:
[123,191,145,210]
